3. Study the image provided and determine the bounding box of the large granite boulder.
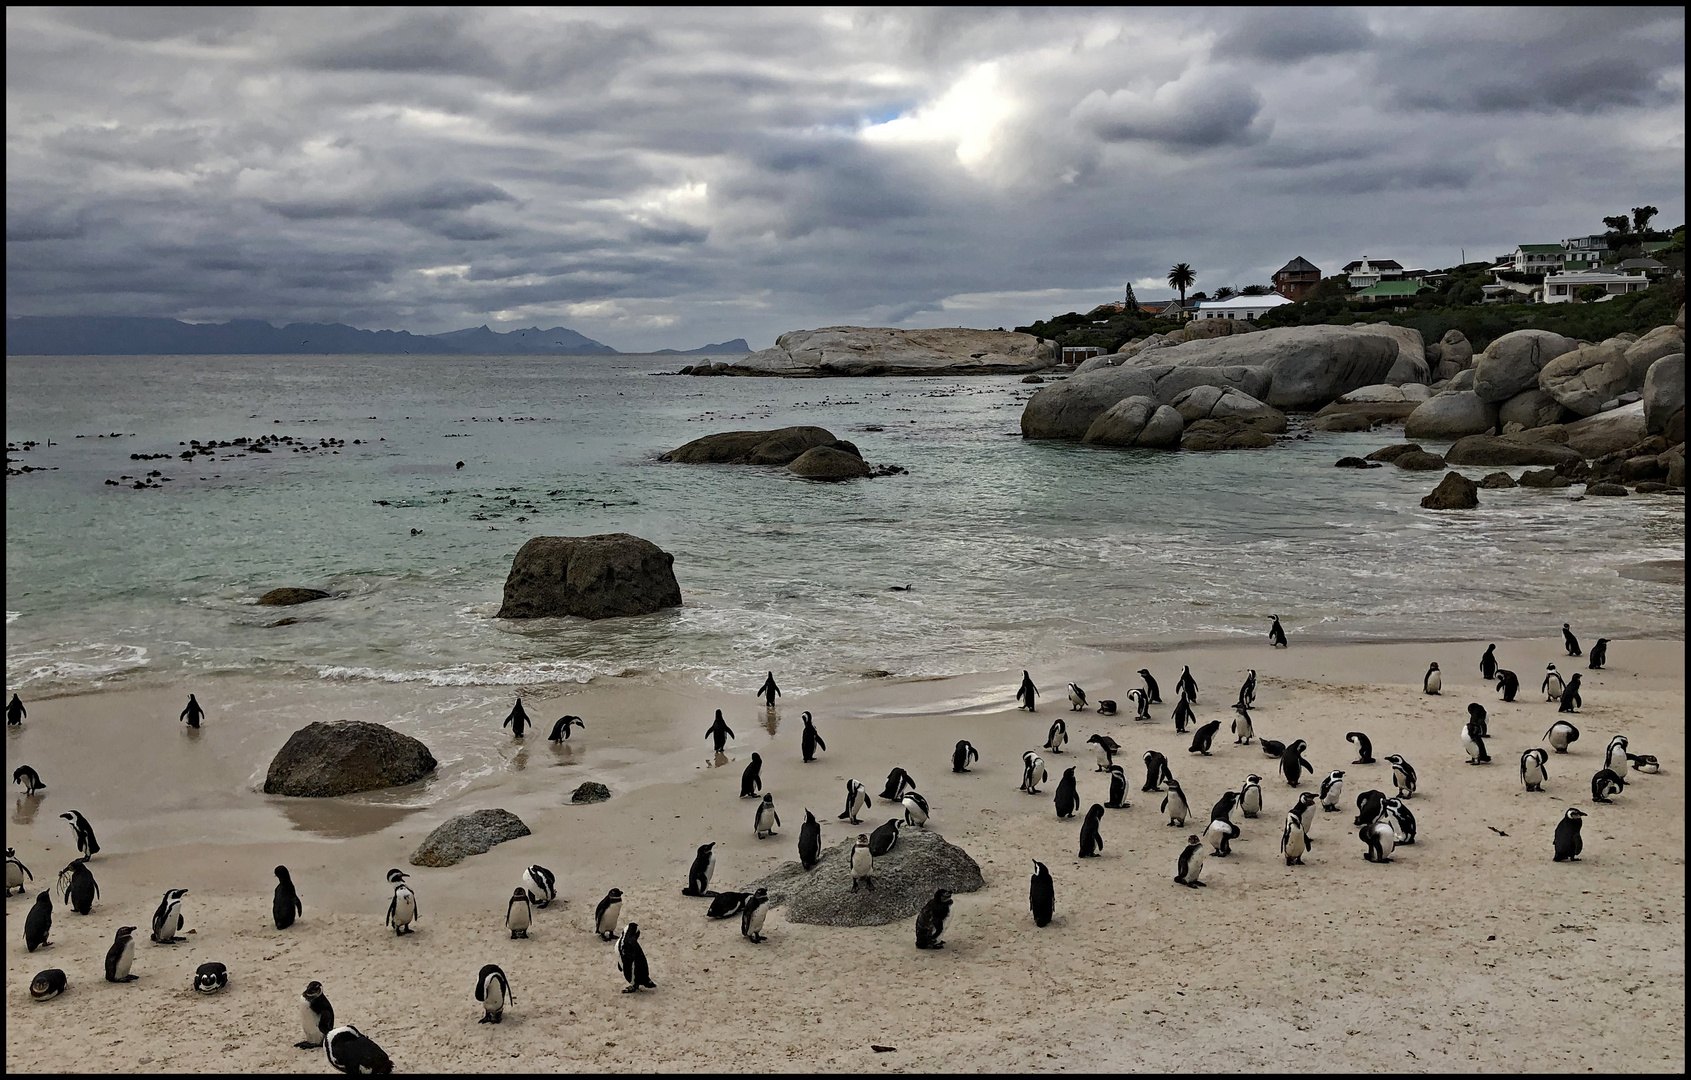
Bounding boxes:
[1349,325,1429,385]
[1115,332,1174,357]
[1181,418,1277,450]
[257,587,331,606]
[787,445,872,479]
[1539,340,1640,417]
[1625,326,1685,380]
[1643,353,1684,438]
[409,809,530,868]
[1498,389,1567,431]
[1404,392,1499,441]
[1113,325,1398,410]
[1439,329,1474,369]
[1564,402,1649,458]
[1021,365,1163,439]
[1365,443,1425,463]
[496,534,682,620]
[1184,318,1262,340]
[264,721,437,797]
[1311,412,1374,432]
[1318,382,1431,422]
[1447,369,1476,393]
[1082,397,1184,448]
[1074,353,1116,373]
[719,327,1053,377]
[1169,385,1288,431]
[1444,434,1583,467]
[661,426,839,465]
[1472,330,1578,402]
[748,829,983,927]
[1335,383,1433,403]
[1421,471,1479,510]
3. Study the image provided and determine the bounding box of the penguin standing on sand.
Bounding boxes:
[25,890,52,951]
[1280,739,1314,786]
[1386,755,1418,799]
[1280,811,1309,866]
[741,888,771,943]
[105,925,139,981]
[30,969,67,1001]
[756,672,781,708]
[505,888,533,939]
[683,843,717,897]
[799,810,821,869]
[1020,752,1047,794]
[151,888,187,943]
[1467,702,1489,739]
[1126,689,1151,720]
[1541,664,1565,702]
[1054,767,1080,818]
[1088,733,1121,771]
[1495,669,1519,702]
[1177,665,1198,702]
[754,793,782,839]
[1423,663,1442,695]
[1269,615,1288,648]
[502,697,531,739]
[594,889,623,941]
[740,753,764,798]
[179,694,206,729]
[385,870,418,934]
[1553,807,1586,861]
[1319,771,1345,811]
[325,1025,392,1074]
[850,834,874,891]
[1544,719,1579,753]
[1460,716,1489,765]
[1384,797,1417,844]
[1029,860,1055,926]
[1360,814,1396,863]
[1066,684,1087,712]
[8,848,35,895]
[1562,623,1581,657]
[1591,769,1625,803]
[476,964,513,1023]
[548,715,584,742]
[1480,644,1498,680]
[951,739,978,773]
[1237,670,1257,709]
[1105,765,1131,809]
[915,888,953,948]
[60,810,100,860]
[902,791,930,828]
[296,980,334,1047]
[1016,671,1039,712]
[617,923,657,992]
[1139,669,1162,703]
[194,962,229,994]
[1520,748,1550,792]
[1231,703,1254,746]
[1189,718,1221,756]
[1203,792,1241,856]
[1171,693,1195,735]
[1291,790,1320,847]
[1045,718,1069,754]
[1239,774,1263,818]
[6,693,24,725]
[1346,731,1375,764]
[1174,834,1206,887]
[1559,674,1582,713]
[1588,639,1609,670]
[840,779,872,824]
[521,865,557,908]
[880,767,916,801]
[1353,789,1388,827]
[1142,750,1172,792]
[705,710,735,753]
[274,866,303,929]
[14,765,45,795]
[802,712,826,762]
[1605,736,1630,779]
[1078,803,1105,857]
[1161,779,1190,826]
[56,859,98,915]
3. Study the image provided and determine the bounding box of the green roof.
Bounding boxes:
[1352,280,1432,298]
[1519,244,1563,253]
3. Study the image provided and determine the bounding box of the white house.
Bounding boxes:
[1193,293,1293,321]
[1542,270,1651,304]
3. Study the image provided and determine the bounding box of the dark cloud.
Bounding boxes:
[1217,8,1374,62]
[1075,75,1270,149]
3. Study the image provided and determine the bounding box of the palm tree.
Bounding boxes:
[1167,263,1195,316]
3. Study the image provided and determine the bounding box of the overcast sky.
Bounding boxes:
[6,7,1685,351]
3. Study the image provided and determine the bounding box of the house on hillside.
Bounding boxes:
[1342,257,1404,288]
[1542,269,1651,304]
[1350,280,1432,303]
[1138,298,1199,318]
[1193,294,1293,321]
[1508,244,1570,274]
[1271,257,1321,300]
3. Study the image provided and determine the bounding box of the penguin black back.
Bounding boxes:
[13,765,45,796]
[740,753,763,798]
[951,739,977,773]
[1588,639,1609,670]
[1078,803,1105,857]
[915,889,952,948]
[1495,669,1519,702]
[1029,860,1054,927]
[1176,665,1198,701]
[618,923,656,991]
[274,865,303,930]
[1345,731,1374,764]
[1553,807,1585,861]
[25,890,52,951]
[802,712,825,762]
[1559,674,1582,713]
[1053,767,1079,818]
[1269,615,1287,647]
[799,809,821,869]
[1138,669,1161,703]
[1480,644,1498,680]
[57,860,98,915]
[1188,719,1221,755]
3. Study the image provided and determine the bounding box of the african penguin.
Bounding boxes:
[6,693,24,725]
[324,1024,393,1074]
[1174,834,1206,887]
[1161,779,1190,827]
[1495,669,1519,702]
[56,859,98,915]
[1384,798,1417,844]
[705,709,735,753]
[756,671,781,707]
[150,888,187,944]
[754,793,782,839]
[1020,752,1047,794]
[1280,811,1309,866]
[840,779,872,824]
[194,962,228,994]
[274,866,303,929]
[1280,739,1314,787]
[879,767,916,801]
[1097,699,1117,716]
[476,964,513,1023]
[1541,664,1565,702]
[1626,752,1660,774]
[1054,767,1080,819]
[706,891,750,918]
[915,888,953,949]
[683,842,717,897]
[59,810,100,860]
[1189,718,1221,756]
[7,848,35,896]
[1423,662,1442,695]
[1591,769,1625,803]
[1177,665,1198,702]
[180,693,205,729]
[1029,860,1055,926]
[1480,644,1498,680]
[13,765,45,796]
[1467,702,1489,739]
[547,714,584,741]
[616,923,657,992]
[104,925,138,981]
[799,809,822,869]
[1559,674,1582,713]
[1045,717,1070,753]
[1346,731,1375,765]
[1139,668,1162,703]
[1292,791,1319,847]
[1258,738,1287,759]
[1203,807,1240,857]
[1543,719,1579,753]
[1016,671,1039,712]
[1360,816,1396,863]
[1318,770,1345,811]
[850,834,874,891]
[1171,693,1195,735]
[521,864,557,908]
[1105,765,1131,809]
[1552,807,1585,861]
[1239,774,1264,818]
[902,791,930,828]
[1237,670,1257,709]
[1386,754,1418,798]
[296,980,334,1047]
[385,872,417,934]
[1231,702,1254,745]
[1269,615,1287,648]
[868,818,903,856]
[1520,747,1550,792]
[594,889,623,941]
[1142,750,1171,792]
[1353,789,1388,828]
[1460,717,1489,765]
[25,890,53,952]
[1066,683,1087,712]
[1126,688,1151,720]
[1088,733,1121,771]
[505,888,533,939]
[1562,622,1581,657]
[802,712,826,762]
[502,697,531,739]
[1588,638,1609,670]
[952,739,978,773]
[29,968,67,1001]
[741,888,771,943]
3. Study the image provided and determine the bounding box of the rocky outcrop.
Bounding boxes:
[1082,397,1184,448]
[263,721,437,797]
[1643,353,1684,439]
[1563,403,1649,458]
[409,809,530,868]
[748,829,983,927]
[1021,365,1163,439]
[715,327,1053,377]
[1115,332,1175,357]
[1181,418,1277,451]
[661,426,839,465]
[1443,435,1583,468]
[1183,319,1263,340]
[1625,326,1685,378]
[571,782,611,804]
[1365,443,1425,463]
[1349,324,1429,385]
[496,534,682,620]
[788,445,872,479]
[1334,383,1434,403]
[1477,472,1517,488]
[1585,482,1628,497]
[1335,457,1382,469]
[257,587,331,606]
[1439,329,1474,368]
[1114,325,1398,410]
[1311,413,1373,432]
[1403,392,1499,441]
[1421,472,1479,510]
[1539,339,1640,417]
[1447,370,1476,393]
[1169,386,1286,431]
[1498,389,1567,431]
[1394,450,1448,470]
[1472,330,1578,403]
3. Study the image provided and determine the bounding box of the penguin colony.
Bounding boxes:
[5,628,1666,1069]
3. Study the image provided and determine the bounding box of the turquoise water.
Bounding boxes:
[5,353,1684,696]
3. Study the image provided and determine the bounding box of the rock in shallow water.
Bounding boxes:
[1394,451,1448,471]
[661,426,839,465]
[409,808,531,867]
[257,587,330,606]
[496,534,682,620]
[787,445,872,479]
[749,829,983,927]
[264,720,437,797]
[1477,472,1517,489]
[1420,471,1479,509]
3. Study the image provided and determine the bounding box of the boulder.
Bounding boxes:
[571,782,611,804]
[1498,389,1567,431]
[263,721,437,797]
[1116,333,1173,358]
[1181,418,1277,451]
[1349,324,1429,385]
[1147,364,1273,405]
[1316,400,1419,422]
[1169,386,1288,431]
[1444,435,1583,468]
[1563,402,1649,458]
[721,327,1053,377]
[409,809,531,868]
[1643,353,1684,437]
[1472,329,1578,402]
[1394,450,1448,470]
[1074,354,1115,373]
[1113,325,1398,410]
[1666,445,1685,487]
[1621,455,1667,482]
[1311,413,1373,432]
[1585,482,1628,497]
[1335,383,1433,403]
[1421,471,1479,510]
[1082,397,1184,448]
[661,426,839,465]
[1365,443,1424,463]
[257,587,331,606]
[788,445,873,479]
[1335,457,1383,469]
[1184,318,1262,340]
[1432,360,1465,382]
[748,829,983,927]
[1439,329,1474,369]
[1624,326,1685,381]
[1021,374,1045,384]
[1477,472,1517,489]
[496,534,682,620]
[1539,341,1639,417]
[1404,392,1499,441]
[1518,469,1569,488]
[1447,370,1476,393]
[1502,425,1570,445]
[1021,365,1161,439]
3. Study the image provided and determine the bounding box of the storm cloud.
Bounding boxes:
[5,7,1684,350]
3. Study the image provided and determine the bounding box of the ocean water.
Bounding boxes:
[6,353,1685,700]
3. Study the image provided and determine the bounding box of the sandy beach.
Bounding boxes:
[5,637,1684,1072]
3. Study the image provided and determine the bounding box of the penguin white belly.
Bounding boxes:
[485,981,509,1015]
[6,864,21,890]
[113,939,135,979]
[597,901,621,935]
[1202,821,1228,854]
[394,895,416,926]
[1284,827,1306,860]
[1426,671,1441,694]
[704,851,716,884]
[756,808,775,837]
[1608,753,1628,779]
[1375,823,1396,858]
[1166,795,1187,824]
[851,849,872,878]
[300,1002,320,1043]
[744,905,767,937]
[1186,848,1205,882]
[1463,735,1481,762]
[507,905,531,934]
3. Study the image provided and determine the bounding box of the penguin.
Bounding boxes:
[1066,684,1087,712]
[1142,750,1172,792]
[476,964,513,1023]
[683,842,717,897]
[1138,668,1162,704]
[754,793,782,839]
[547,715,584,742]
[1236,670,1257,709]
[879,767,915,801]
[1280,811,1308,866]
[6,693,24,725]
[1176,665,1198,702]
[1384,797,1417,845]
[1174,834,1206,887]
[756,671,781,707]
[1460,717,1489,765]
[1360,816,1396,863]
[1552,807,1586,861]
[1231,702,1254,745]
[1053,767,1080,818]
[30,968,67,1001]
[56,859,98,915]
[502,697,531,739]
[1319,770,1345,811]
[25,890,52,951]
[1479,644,1498,680]
[1588,638,1609,671]
[705,709,735,753]
[1279,739,1314,787]
[594,889,623,941]
[385,871,418,934]
[1626,752,1660,774]
[1239,774,1263,818]
[1015,670,1039,712]
[1189,718,1221,756]
[296,980,335,1047]
[1520,747,1550,792]
[1541,664,1565,702]
[840,779,871,824]
[1171,693,1195,735]
[1384,754,1417,799]
[706,891,750,918]
[1097,699,1117,716]
[7,847,35,896]
[150,887,187,944]
[324,1024,393,1074]
[1423,662,1442,695]
[1495,669,1519,702]
[521,864,557,908]
[274,866,303,929]
[1467,701,1490,739]
[1045,717,1070,753]
[194,962,229,994]
[179,693,206,729]
[740,753,764,798]
[13,765,45,796]
[869,818,903,856]
[1562,622,1581,657]
[1559,674,1582,713]
[505,888,533,939]
[59,810,100,860]
[1088,733,1121,772]
[902,791,930,828]
[1543,719,1579,753]
[1292,791,1319,848]
[1203,793,1240,856]
[1591,769,1625,803]
[799,809,821,869]
[1126,688,1151,720]
[1353,789,1388,828]
[1345,731,1375,765]
[105,925,139,981]
[616,923,657,992]
[802,712,826,762]
[1077,801,1106,857]
[915,888,953,949]
[1105,765,1131,809]
[1020,752,1047,794]
[1269,615,1287,648]
[951,739,978,773]
[1161,779,1190,827]
[740,887,770,944]
[850,834,874,891]
[1029,860,1055,927]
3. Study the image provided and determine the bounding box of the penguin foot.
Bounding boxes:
[120,974,138,982]
[622,986,640,993]
[642,981,656,989]
[296,1041,321,1049]
[478,1015,495,1024]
